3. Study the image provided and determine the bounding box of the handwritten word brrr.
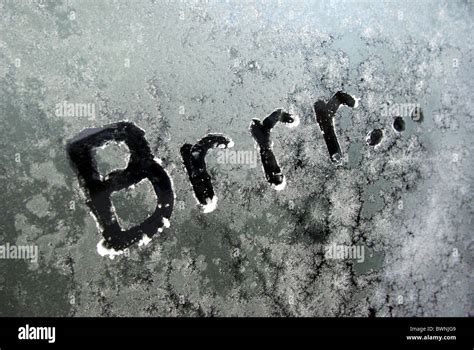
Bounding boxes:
[67,91,357,258]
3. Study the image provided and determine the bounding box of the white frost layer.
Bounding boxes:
[286,114,300,128]
[97,239,124,260]
[201,196,218,213]
[138,234,152,247]
[352,96,360,108]
[97,140,130,181]
[272,176,287,191]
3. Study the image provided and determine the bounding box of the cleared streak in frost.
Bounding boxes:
[313,91,358,164]
[250,108,298,190]
[180,134,233,213]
